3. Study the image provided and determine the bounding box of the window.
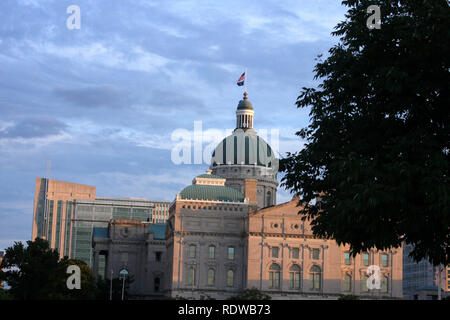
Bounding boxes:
[207,269,215,286]
[292,247,299,259]
[312,248,320,260]
[381,275,388,293]
[266,191,272,205]
[155,251,162,262]
[289,265,301,289]
[381,254,388,267]
[189,245,196,258]
[154,277,160,292]
[228,247,235,260]
[208,245,216,259]
[344,274,352,292]
[309,266,321,290]
[227,270,234,287]
[344,252,351,265]
[362,275,369,292]
[363,253,369,266]
[187,267,195,286]
[269,264,281,289]
[272,247,279,258]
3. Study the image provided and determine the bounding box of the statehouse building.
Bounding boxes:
[88,93,403,299]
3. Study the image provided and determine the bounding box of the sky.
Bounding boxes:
[0,0,347,251]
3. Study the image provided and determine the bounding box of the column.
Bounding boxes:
[93,250,100,281]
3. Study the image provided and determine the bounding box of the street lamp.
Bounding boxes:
[119,269,128,301]
[109,269,113,300]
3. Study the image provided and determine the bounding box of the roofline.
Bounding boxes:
[250,196,306,216]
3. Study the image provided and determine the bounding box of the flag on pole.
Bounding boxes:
[237,72,245,86]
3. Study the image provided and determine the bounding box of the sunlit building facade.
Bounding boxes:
[92,93,403,299]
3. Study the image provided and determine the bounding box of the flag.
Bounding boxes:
[237,72,245,86]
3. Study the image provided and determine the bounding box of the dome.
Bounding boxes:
[237,99,253,110]
[210,129,276,168]
[179,184,245,202]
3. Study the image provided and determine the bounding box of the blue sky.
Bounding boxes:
[0,0,347,251]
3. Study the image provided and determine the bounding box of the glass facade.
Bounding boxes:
[403,244,445,298]
[71,198,169,269]
[47,200,54,245]
[54,200,62,252]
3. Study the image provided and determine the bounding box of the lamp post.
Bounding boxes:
[109,269,113,300]
[119,269,128,301]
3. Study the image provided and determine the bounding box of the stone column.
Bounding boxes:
[93,250,100,281]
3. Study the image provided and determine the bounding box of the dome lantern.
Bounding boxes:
[236,92,254,130]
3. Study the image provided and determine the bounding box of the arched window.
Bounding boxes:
[289,264,301,289]
[207,269,215,286]
[227,269,234,287]
[344,274,352,292]
[309,265,321,290]
[189,245,196,258]
[269,264,281,289]
[187,266,195,286]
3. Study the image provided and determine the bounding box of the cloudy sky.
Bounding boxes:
[0,0,347,251]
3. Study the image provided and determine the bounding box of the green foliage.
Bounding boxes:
[0,238,98,300]
[0,288,13,300]
[280,0,449,266]
[227,287,272,300]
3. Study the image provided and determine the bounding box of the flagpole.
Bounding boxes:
[245,67,248,94]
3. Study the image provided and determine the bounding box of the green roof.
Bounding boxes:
[237,99,253,110]
[147,223,166,240]
[93,227,108,239]
[180,184,245,202]
[196,173,224,179]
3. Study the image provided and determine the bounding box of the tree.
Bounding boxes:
[280,0,449,266]
[0,288,12,300]
[0,238,97,299]
[227,287,272,300]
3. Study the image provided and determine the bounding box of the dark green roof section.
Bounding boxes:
[237,99,253,110]
[180,184,245,202]
[93,227,108,239]
[196,173,224,179]
[147,223,166,240]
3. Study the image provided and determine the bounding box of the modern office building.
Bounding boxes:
[32,178,96,259]
[32,179,170,269]
[92,93,403,299]
[403,244,448,299]
[71,197,169,269]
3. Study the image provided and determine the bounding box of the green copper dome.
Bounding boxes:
[237,99,253,110]
[179,184,245,202]
[210,131,275,167]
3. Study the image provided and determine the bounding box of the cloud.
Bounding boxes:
[30,42,171,73]
[54,84,128,109]
[0,0,347,248]
[0,117,67,139]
